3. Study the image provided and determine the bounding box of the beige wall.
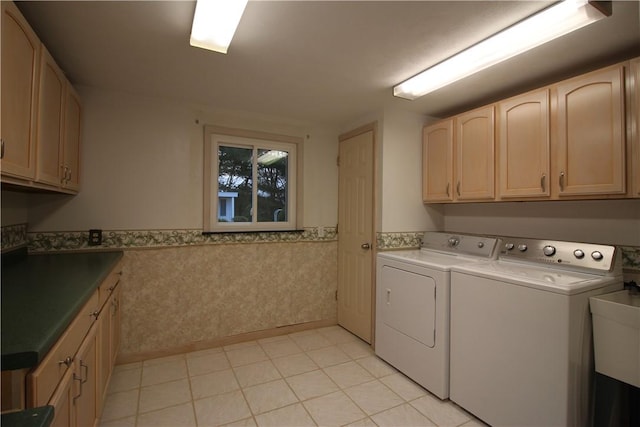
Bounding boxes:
[379,107,444,232]
[27,86,340,232]
[444,199,640,246]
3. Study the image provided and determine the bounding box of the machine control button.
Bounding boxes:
[448,237,459,247]
[518,244,528,252]
[574,249,585,259]
[505,243,515,250]
[477,242,484,248]
[543,245,556,256]
[591,251,603,261]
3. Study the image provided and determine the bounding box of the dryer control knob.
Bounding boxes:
[574,249,585,259]
[518,244,528,252]
[591,251,603,261]
[477,242,484,248]
[543,245,556,256]
[505,243,515,250]
[448,238,460,247]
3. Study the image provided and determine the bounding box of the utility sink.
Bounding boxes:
[590,290,640,388]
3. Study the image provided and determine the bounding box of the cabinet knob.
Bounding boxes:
[58,356,73,367]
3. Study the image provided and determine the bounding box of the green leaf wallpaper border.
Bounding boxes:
[26,227,337,252]
[3,225,639,271]
[1,223,28,252]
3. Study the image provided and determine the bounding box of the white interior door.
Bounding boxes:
[337,125,375,343]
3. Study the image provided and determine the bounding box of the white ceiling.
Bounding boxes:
[17,1,640,127]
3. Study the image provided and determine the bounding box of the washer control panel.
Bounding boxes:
[499,237,617,272]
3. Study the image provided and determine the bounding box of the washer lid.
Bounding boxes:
[378,250,483,271]
[452,260,621,295]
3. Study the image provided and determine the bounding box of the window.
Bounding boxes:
[204,126,303,232]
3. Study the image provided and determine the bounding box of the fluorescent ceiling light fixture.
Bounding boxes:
[190,0,248,54]
[393,0,610,100]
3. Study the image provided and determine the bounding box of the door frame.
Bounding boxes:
[337,121,378,345]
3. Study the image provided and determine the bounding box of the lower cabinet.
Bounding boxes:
[74,323,98,427]
[27,262,122,427]
[97,283,121,418]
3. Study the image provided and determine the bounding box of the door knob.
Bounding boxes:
[361,243,371,250]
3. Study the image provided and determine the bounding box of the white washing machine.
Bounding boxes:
[375,232,499,399]
[450,237,624,427]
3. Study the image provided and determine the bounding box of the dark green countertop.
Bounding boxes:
[1,406,54,427]
[1,250,124,370]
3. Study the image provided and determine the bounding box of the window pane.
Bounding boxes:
[218,145,252,223]
[257,149,288,222]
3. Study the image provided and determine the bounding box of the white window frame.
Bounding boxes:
[203,125,303,232]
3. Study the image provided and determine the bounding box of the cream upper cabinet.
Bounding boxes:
[36,46,66,187]
[630,58,640,198]
[455,105,495,201]
[62,85,82,191]
[423,120,454,202]
[498,89,550,199]
[554,64,626,196]
[0,0,40,180]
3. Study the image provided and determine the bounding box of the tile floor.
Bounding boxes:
[99,326,486,427]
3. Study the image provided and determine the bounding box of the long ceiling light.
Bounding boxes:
[393,0,611,100]
[190,0,248,54]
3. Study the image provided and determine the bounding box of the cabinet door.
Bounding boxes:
[111,285,122,364]
[36,46,65,187]
[0,1,39,180]
[631,58,640,198]
[555,65,626,196]
[423,120,454,202]
[97,297,111,418]
[48,368,74,427]
[455,106,495,200]
[62,85,81,191]
[74,323,98,427]
[498,89,550,198]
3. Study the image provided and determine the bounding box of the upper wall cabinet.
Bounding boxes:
[498,89,550,199]
[455,106,495,201]
[62,84,81,191]
[422,120,453,202]
[1,1,81,194]
[423,59,638,204]
[630,58,640,198]
[0,1,40,180]
[36,46,66,187]
[554,65,626,197]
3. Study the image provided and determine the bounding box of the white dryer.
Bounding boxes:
[375,232,499,399]
[450,237,624,427]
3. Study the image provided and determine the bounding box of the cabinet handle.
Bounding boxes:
[1,139,4,159]
[386,288,391,304]
[540,174,546,192]
[73,372,83,402]
[90,310,100,320]
[446,183,450,197]
[456,182,461,197]
[80,361,89,384]
[559,171,565,191]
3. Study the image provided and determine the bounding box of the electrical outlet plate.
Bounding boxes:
[88,229,102,246]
